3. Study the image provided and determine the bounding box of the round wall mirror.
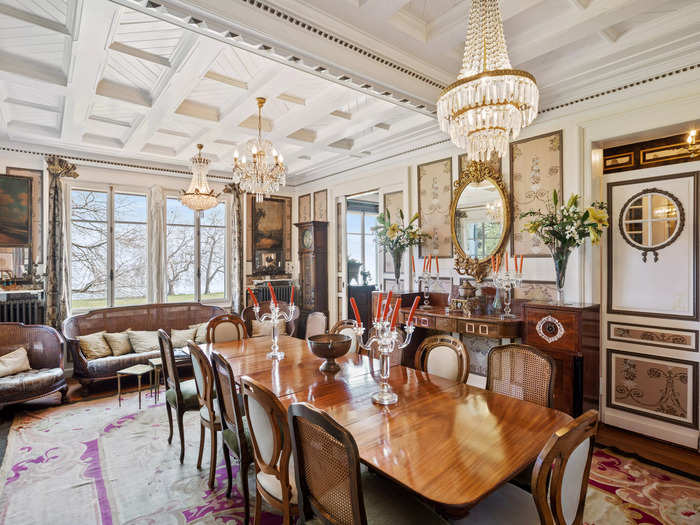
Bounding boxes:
[619,188,684,262]
[453,179,506,260]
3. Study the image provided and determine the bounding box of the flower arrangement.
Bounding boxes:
[521,190,608,302]
[373,209,430,283]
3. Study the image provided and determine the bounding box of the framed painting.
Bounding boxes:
[417,157,452,258]
[248,196,291,273]
[509,130,563,257]
[313,189,327,221]
[0,174,32,249]
[6,168,42,262]
[382,190,403,273]
[299,193,311,222]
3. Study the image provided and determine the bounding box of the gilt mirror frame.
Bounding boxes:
[450,160,511,281]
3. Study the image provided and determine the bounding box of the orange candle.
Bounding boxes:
[436,257,440,273]
[267,282,277,306]
[505,252,509,272]
[375,293,382,322]
[290,285,295,305]
[407,296,420,326]
[422,256,427,272]
[350,297,362,326]
[247,288,259,307]
[411,255,416,273]
[520,254,524,274]
[383,291,393,321]
[427,254,432,272]
[390,298,402,330]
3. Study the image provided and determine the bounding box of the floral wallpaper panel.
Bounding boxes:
[417,158,452,258]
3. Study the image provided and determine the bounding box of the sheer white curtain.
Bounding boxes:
[148,185,166,303]
[228,187,243,312]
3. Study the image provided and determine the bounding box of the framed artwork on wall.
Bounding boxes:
[3,168,43,262]
[417,157,452,258]
[509,130,563,257]
[382,190,403,273]
[313,189,327,221]
[0,175,32,250]
[248,195,292,272]
[299,193,311,222]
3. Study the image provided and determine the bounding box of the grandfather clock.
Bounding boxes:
[294,221,328,335]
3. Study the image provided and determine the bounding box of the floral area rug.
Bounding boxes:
[0,391,698,525]
[0,391,280,524]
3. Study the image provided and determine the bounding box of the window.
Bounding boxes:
[166,198,227,303]
[346,206,378,285]
[70,189,148,310]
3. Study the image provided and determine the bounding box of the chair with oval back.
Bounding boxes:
[242,301,300,338]
[288,402,448,525]
[486,343,555,408]
[158,329,199,463]
[188,341,222,489]
[329,319,358,354]
[241,376,298,525]
[463,410,599,525]
[414,335,470,383]
[211,351,253,517]
[304,312,327,339]
[206,313,248,343]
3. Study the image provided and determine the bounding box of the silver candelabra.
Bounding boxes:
[253,303,297,359]
[493,271,522,319]
[414,270,442,309]
[353,320,414,405]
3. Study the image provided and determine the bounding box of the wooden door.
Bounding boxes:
[603,168,699,449]
[335,196,348,323]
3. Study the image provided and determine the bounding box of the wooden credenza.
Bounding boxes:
[522,302,600,416]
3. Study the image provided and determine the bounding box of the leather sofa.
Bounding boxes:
[0,323,67,409]
[63,302,224,387]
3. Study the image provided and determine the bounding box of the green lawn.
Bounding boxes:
[71,292,226,311]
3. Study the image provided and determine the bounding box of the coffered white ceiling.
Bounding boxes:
[0,0,699,184]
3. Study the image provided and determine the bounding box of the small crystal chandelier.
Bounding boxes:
[181,144,220,211]
[232,97,287,203]
[437,0,539,161]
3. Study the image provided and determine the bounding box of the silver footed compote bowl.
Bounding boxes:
[353,320,414,405]
[253,303,297,359]
[306,333,352,374]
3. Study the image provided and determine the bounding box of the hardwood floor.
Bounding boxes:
[596,423,700,478]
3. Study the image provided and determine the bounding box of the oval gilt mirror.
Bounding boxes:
[451,161,511,281]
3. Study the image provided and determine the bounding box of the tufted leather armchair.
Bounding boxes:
[0,323,67,409]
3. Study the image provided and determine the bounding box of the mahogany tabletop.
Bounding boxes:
[206,335,572,513]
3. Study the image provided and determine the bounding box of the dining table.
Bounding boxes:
[203,334,572,517]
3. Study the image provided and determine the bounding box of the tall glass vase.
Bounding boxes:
[549,245,571,304]
[391,246,405,291]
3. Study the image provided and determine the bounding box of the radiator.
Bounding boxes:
[253,283,296,305]
[0,293,46,324]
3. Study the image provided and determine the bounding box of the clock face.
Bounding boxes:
[302,229,313,249]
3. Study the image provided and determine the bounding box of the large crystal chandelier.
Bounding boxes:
[181,144,220,211]
[437,0,539,161]
[232,97,287,202]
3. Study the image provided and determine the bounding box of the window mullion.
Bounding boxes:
[107,187,115,307]
[195,211,201,302]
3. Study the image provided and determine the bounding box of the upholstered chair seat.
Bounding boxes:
[0,368,65,397]
[221,423,251,458]
[257,464,298,503]
[414,335,469,383]
[199,402,221,424]
[165,378,199,411]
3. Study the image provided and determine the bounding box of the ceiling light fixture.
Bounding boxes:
[232,97,287,202]
[437,0,539,160]
[181,144,220,211]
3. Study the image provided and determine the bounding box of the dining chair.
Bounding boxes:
[288,402,448,525]
[461,409,599,525]
[305,312,327,338]
[329,319,358,353]
[207,313,248,343]
[242,301,301,338]
[486,343,555,408]
[414,335,469,383]
[158,329,200,464]
[241,376,298,525]
[188,341,222,489]
[211,351,253,520]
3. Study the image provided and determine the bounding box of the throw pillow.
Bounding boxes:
[171,327,197,348]
[103,331,132,356]
[78,331,112,360]
[127,330,160,353]
[0,347,32,378]
[251,319,287,337]
[188,323,208,344]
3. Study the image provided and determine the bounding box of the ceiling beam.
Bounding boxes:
[0,50,67,88]
[61,1,122,143]
[121,34,223,153]
[0,4,71,36]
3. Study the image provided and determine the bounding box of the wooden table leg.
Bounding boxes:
[138,374,142,410]
[154,366,160,403]
[118,373,122,407]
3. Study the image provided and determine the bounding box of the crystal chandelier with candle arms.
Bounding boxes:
[180,144,220,211]
[437,0,539,161]
[232,97,287,202]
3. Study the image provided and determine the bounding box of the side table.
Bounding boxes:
[117,364,154,409]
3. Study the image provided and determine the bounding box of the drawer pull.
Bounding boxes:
[465,323,475,333]
[478,324,489,335]
[419,317,430,327]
